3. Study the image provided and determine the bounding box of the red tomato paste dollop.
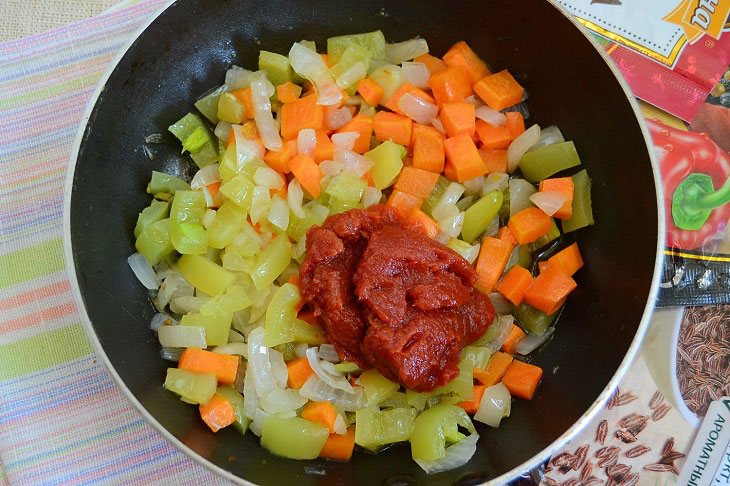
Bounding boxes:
[299,205,494,392]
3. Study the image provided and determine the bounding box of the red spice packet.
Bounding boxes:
[558,1,730,121]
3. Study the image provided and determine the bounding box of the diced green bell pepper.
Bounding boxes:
[333,362,361,373]
[325,172,367,205]
[461,345,493,370]
[219,175,256,213]
[135,218,174,265]
[291,319,326,345]
[514,302,558,336]
[410,403,475,461]
[365,140,404,189]
[329,43,372,93]
[261,415,329,460]
[177,253,235,296]
[561,169,593,232]
[433,356,473,401]
[217,92,246,124]
[180,311,232,346]
[134,200,170,239]
[164,368,217,404]
[360,369,399,405]
[200,284,252,315]
[517,244,532,269]
[208,202,246,249]
[406,388,440,412]
[265,283,306,347]
[287,202,329,241]
[259,51,292,87]
[251,233,292,290]
[215,386,250,434]
[327,30,386,65]
[170,190,208,254]
[168,113,218,168]
[355,407,416,450]
[518,141,581,183]
[446,238,472,261]
[368,64,405,103]
[422,176,450,216]
[329,196,359,215]
[195,85,227,124]
[149,171,190,196]
[461,190,503,243]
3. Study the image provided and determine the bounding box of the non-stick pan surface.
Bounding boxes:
[67,0,660,484]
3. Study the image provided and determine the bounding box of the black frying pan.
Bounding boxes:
[65,0,661,484]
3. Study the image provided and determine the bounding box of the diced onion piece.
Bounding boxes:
[463,176,486,196]
[287,179,306,219]
[320,159,345,177]
[289,42,342,106]
[214,121,232,141]
[228,329,246,343]
[435,232,452,245]
[431,117,446,134]
[260,388,308,414]
[514,327,555,355]
[437,211,464,238]
[344,95,363,106]
[398,93,439,125]
[482,172,509,195]
[476,106,507,126]
[158,325,206,348]
[507,124,540,173]
[464,243,480,264]
[401,62,430,88]
[529,192,567,217]
[463,95,485,108]
[528,125,564,152]
[297,128,317,157]
[248,327,283,399]
[268,195,289,231]
[504,244,520,271]
[233,125,265,166]
[485,215,499,237]
[150,313,176,331]
[331,132,360,151]
[490,315,515,350]
[225,65,254,90]
[474,383,511,427]
[250,407,268,436]
[128,253,160,289]
[243,366,258,420]
[361,186,383,208]
[254,167,285,190]
[212,342,248,357]
[508,179,536,217]
[335,148,373,177]
[333,414,347,435]
[250,73,283,151]
[432,182,465,214]
[191,163,220,190]
[432,203,459,222]
[385,38,429,64]
[318,344,340,362]
[306,347,353,393]
[202,208,216,228]
[415,432,480,474]
[488,293,514,315]
[336,62,367,91]
[299,375,368,411]
[294,343,309,358]
[326,106,354,131]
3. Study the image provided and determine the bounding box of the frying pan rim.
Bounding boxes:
[62,0,665,484]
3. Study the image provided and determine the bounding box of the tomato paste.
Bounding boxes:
[299,205,493,392]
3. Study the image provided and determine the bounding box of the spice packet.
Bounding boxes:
[558,0,730,121]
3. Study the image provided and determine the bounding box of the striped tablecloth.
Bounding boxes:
[0,1,697,485]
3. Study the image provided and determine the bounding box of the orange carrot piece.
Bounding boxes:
[405,208,440,239]
[199,395,236,432]
[412,128,445,173]
[523,265,577,315]
[231,88,254,120]
[356,78,385,106]
[546,243,583,276]
[508,207,553,244]
[456,385,487,414]
[478,148,508,174]
[314,130,335,163]
[413,123,446,142]
[496,265,534,306]
[384,83,436,114]
[336,113,373,154]
[320,53,331,67]
[473,70,525,111]
[473,351,514,386]
[178,348,239,385]
[496,226,518,245]
[428,66,473,107]
[387,190,424,218]
[475,120,512,149]
[414,53,448,74]
[475,237,514,293]
[443,132,487,182]
[280,94,325,140]
[374,111,413,146]
[506,112,525,139]
[289,153,322,198]
[320,426,356,461]
[301,401,338,433]
[286,357,315,389]
[302,80,315,95]
[297,308,319,326]
[501,324,527,354]
[538,261,550,273]
[501,360,543,400]
[538,177,574,219]
[287,273,300,286]
[276,82,302,104]
[264,139,297,174]
[439,102,476,138]
[443,41,490,83]
[207,182,221,200]
[394,167,440,199]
